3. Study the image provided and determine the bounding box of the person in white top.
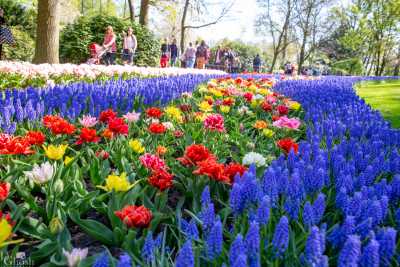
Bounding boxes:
[122,27,137,65]
[183,42,196,68]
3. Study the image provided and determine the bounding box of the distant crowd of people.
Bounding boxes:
[160,38,211,69]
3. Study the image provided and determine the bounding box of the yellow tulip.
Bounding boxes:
[43,144,68,160]
[248,85,258,92]
[0,219,12,246]
[129,139,145,154]
[0,218,23,248]
[165,106,183,122]
[64,156,74,165]
[289,101,301,110]
[210,89,223,97]
[198,101,213,112]
[220,105,230,113]
[262,129,275,138]
[97,173,135,192]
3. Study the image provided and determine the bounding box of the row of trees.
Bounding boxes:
[33,0,155,63]
[6,0,400,75]
[256,0,400,75]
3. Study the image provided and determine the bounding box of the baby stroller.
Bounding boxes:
[87,43,107,64]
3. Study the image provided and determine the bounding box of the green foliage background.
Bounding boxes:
[3,26,35,61]
[60,15,160,66]
[210,39,267,72]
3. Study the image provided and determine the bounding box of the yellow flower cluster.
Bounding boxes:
[289,101,301,110]
[97,173,134,192]
[198,101,213,112]
[129,139,145,154]
[220,105,230,113]
[43,144,68,160]
[165,106,183,123]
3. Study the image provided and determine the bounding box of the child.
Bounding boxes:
[160,38,170,68]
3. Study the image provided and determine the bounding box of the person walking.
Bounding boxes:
[196,40,209,69]
[169,38,179,67]
[0,8,15,60]
[102,26,117,65]
[215,45,224,66]
[183,42,196,68]
[160,38,170,68]
[122,27,137,65]
[253,54,262,73]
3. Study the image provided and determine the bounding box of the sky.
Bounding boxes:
[193,0,261,44]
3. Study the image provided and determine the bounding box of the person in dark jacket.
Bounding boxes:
[169,38,179,67]
[253,54,262,73]
[0,8,15,60]
[196,40,209,69]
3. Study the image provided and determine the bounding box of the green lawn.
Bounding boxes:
[355,79,400,128]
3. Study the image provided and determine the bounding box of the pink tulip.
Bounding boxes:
[272,116,301,130]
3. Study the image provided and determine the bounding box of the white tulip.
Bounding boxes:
[63,248,88,267]
[242,152,266,167]
[24,162,55,185]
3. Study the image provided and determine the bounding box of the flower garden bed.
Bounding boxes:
[1,75,400,266]
[0,61,226,90]
[0,76,305,266]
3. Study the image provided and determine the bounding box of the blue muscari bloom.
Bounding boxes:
[360,238,380,267]
[376,227,397,267]
[142,231,154,263]
[391,175,400,204]
[256,196,270,226]
[154,232,163,248]
[245,221,260,267]
[180,218,199,240]
[395,208,400,230]
[272,216,289,258]
[304,226,327,266]
[328,216,355,248]
[313,193,326,224]
[93,252,109,267]
[336,187,348,211]
[201,185,211,207]
[284,197,300,220]
[261,168,279,207]
[355,218,372,239]
[368,200,383,226]
[117,253,132,267]
[199,202,215,235]
[303,201,314,229]
[338,235,361,267]
[175,240,194,267]
[229,234,245,266]
[206,216,223,261]
[232,254,248,267]
[229,168,260,215]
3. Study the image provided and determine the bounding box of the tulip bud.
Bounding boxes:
[49,217,64,234]
[247,142,255,150]
[95,150,109,160]
[239,123,244,133]
[54,179,64,194]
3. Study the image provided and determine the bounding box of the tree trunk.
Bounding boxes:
[139,0,150,26]
[393,48,400,76]
[33,0,60,64]
[269,50,278,73]
[298,34,307,74]
[127,0,135,22]
[180,0,190,54]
